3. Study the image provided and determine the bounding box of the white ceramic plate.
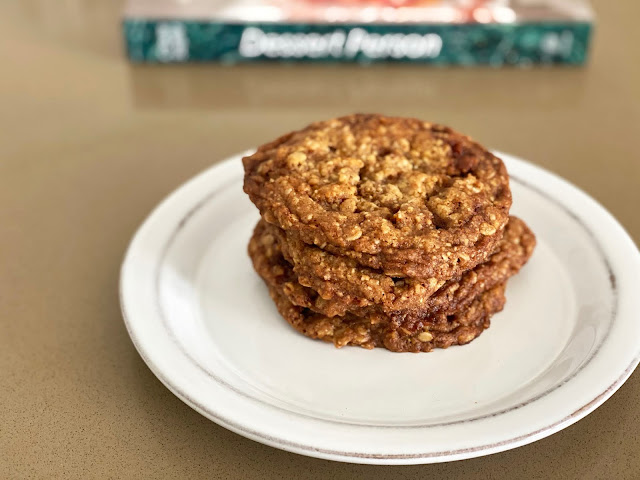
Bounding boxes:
[120,152,640,465]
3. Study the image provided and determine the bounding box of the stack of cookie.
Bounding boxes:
[243,114,535,352]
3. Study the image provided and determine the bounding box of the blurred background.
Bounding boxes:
[1,0,637,228]
[2,1,640,479]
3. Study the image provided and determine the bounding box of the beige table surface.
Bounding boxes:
[2,1,640,478]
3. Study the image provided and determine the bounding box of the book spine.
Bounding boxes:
[123,20,591,65]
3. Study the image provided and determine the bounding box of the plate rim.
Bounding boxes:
[120,151,640,464]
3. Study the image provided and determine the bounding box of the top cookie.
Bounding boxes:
[243,114,512,279]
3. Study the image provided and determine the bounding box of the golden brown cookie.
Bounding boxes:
[250,216,535,318]
[243,114,512,280]
[248,221,514,352]
[265,279,506,353]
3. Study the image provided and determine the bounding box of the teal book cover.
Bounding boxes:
[123,0,593,65]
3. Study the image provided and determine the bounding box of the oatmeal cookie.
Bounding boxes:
[251,216,534,317]
[249,222,513,352]
[243,114,512,279]
[265,279,506,352]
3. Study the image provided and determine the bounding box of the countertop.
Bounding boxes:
[2,1,639,478]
